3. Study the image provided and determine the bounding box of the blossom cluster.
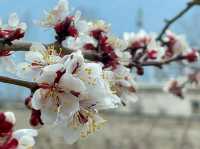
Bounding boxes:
[164,68,200,98]
[38,0,199,73]
[0,13,27,45]
[0,112,37,149]
[0,13,27,73]
[21,49,130,144]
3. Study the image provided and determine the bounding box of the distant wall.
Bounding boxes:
[1,103,200,149]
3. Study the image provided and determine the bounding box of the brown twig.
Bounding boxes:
[129,55,186,68]
[0,76,38,92]
[0,41,101,61]
[156,2,198,42]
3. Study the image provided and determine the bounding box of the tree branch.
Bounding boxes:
[0,41,101,90]
[0,41,101,61]
[0,76,38,91]
[156,2,198,42]
[129,55,186,68]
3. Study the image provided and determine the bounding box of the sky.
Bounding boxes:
[0,0,199,100]
[0,0,199,41]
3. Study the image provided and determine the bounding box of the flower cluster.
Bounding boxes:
[0,13,27,73]
[0,111,37,149]
[164,78,186,99]
[19,50,124,144]
[40,0,199,70]
[0,13,27,45]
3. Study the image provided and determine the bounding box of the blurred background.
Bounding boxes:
[0,0,200,148]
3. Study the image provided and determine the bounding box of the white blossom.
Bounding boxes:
[104,65,137,104]
[88,20,111,33]
[4,111,16,124]
[123,30,151,48]
[30,51,120,144]
[17,43,62,81]
[13,129,38,149]
[39,0,70,27]
[3,13,27,31]
[62,34,97,51]
[164,30,191,54]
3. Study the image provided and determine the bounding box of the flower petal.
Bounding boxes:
[16,62,42,81]
[8,13,20,28]
[63,127,81,144]
[59,73,86,95]
[58,93,79,121]
[0,17,2,26]
[25,51,45,65]
[13,129,37,149]
[13,129,38,140]
[41,107,58,124]
[36,63,64,84]
[64,51,84,74]
[4,112,16,124]
[31,89,42,110]
[18,22,27,31]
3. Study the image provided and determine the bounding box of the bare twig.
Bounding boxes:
[156,2,198,42]
[0,76,38,91]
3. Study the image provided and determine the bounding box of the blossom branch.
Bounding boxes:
[0,76,38,91]
[0,41,101,61]
[156,1,199,42]
[129,55,186,68]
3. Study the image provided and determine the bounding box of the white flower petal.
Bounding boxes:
[75,20,89,33]
[13,129,38,140]
[8,13,20,28]
[51,122,82,144]
[58,93,79,120]
[64,51,84,74]
[18,22,27,31]
[32,89,42,110]
[18,136,35,149]
[120,91,138,103]
[25,51,45,64]
[36,63,64,84]
[63,127,81,144]
[13,129,37,149]
[16,62,42,81]
[59,73,86,94]
[0,18,2,26]
[30,43,47,54]
[4,112,16,124]
[41,108,58,124]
